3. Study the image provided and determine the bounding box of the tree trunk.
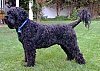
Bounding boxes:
[36,0,40,22]
[36,11,40,22]
[56,3,59,16]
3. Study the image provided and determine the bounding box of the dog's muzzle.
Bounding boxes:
[4,16,15,29]
[4,16,8,19]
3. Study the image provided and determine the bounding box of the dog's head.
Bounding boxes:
[4,7,28,29]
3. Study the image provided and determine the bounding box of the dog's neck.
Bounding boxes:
[17,18,29,33]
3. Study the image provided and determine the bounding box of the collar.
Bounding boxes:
[18,18,29,33]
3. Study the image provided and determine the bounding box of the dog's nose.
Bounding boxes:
[5,16,8,19]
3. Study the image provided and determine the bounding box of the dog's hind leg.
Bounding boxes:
[60,44,74,61]
[22,45,28,62]
[24,50,28,62]
[65,32,86,64]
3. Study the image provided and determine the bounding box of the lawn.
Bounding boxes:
[0,21,100,71]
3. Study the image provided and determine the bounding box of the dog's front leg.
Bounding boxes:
[23,39,36,67]
[24,49,28,62]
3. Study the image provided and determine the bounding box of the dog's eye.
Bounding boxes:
[7,11,10,15]
[10,16,14,19]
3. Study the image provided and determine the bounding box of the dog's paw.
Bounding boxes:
[24,63,35,67]
[75,53,86,64]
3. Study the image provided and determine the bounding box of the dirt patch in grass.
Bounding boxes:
[0,25,4,27]
[0,24,6,27]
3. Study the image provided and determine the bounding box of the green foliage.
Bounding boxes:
[32,0,42,12]
[41,8,78,21]
[32,3,42,18]
[9,0,16,6]
[41,16,68,21]
[31,0,42,21]
[62,0,100,8]
[19,0,29,11]
[70,8,78,20]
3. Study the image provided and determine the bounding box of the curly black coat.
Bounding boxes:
[4,7,91,67]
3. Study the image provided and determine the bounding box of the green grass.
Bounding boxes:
[0,21,100,71]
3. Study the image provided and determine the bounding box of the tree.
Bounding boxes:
[19,0,29,11]
[45,0,66,16]
[9,0,16,6]
[31,0,44,21]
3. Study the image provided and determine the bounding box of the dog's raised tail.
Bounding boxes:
[69,9,91,29]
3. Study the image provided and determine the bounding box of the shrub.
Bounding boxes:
[70,8,78,20]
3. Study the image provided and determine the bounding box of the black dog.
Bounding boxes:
[4,7,91,67]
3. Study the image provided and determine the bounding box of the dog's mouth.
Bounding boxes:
[4,16,15,29]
